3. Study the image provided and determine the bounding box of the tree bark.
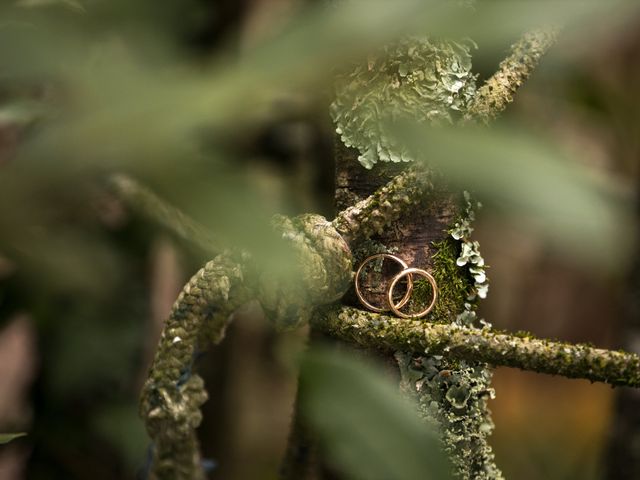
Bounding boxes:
[282,137,502,479]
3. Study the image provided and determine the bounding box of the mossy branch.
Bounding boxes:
[464,28,559,124]
[108,173,221,256]
[139,252,251,480]
[313,305,640,388]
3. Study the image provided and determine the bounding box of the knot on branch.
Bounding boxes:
[141,375,208,438]
[258,213,353,330]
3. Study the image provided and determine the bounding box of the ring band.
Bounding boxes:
[355,253,413,313]
[387,267,437,319]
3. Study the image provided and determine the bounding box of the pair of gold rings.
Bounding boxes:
[354,253,438,319]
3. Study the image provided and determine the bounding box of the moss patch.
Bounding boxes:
[404,237,471,323]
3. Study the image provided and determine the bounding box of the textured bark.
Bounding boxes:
[281,139,502,480]
[335,142,456,308]
[332,164,435,248]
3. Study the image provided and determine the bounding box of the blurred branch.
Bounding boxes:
[464,27,559,123]
[108,174,221,257]
[313,305,640,388]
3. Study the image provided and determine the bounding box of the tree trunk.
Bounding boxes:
[281,138,503,479]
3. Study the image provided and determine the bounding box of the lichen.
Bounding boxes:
[450,191,488,297]
[397,353,502,479]
[390,190,501,479]
[331,36,477,169]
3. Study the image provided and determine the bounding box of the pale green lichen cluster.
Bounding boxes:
[397,353,502,480]
[451,192,488,298]
[394,192,500,478]
[449,191,489,326]
[331,37,477,169]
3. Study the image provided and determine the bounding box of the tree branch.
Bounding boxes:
[464,27,559,123]
[108,173,221,256]
[313,305,640,388]
[139,252,251,480]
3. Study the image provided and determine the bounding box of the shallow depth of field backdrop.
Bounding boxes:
[1,1,640,479]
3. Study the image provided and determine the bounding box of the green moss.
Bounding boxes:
[432,238,473,323]
[402,238,471,323]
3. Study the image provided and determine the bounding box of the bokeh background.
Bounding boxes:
[0,1,639,479]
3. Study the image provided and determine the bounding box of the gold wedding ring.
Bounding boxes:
[387,267,437,319]
[354,253,413,313]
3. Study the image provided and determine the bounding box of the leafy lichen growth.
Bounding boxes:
[331,36,477,169]
[392,191,502,479]
[397,353,502,480]
[450,191,489,303]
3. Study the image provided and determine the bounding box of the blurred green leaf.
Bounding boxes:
[0,433,27,444]
[16,0,85,13]
[300,347,450,480]
[395,123,634,270]
[0,0,637,283]
[92,404,148,469]
[3,1,637,156]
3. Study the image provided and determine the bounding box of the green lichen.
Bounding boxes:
[331,36,477,169]
[397,353,502,480]
[450,191,489,302]
[391,192,500,479]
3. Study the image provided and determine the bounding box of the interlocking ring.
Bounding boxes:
[354,253,413,313]
[387,267,437,319]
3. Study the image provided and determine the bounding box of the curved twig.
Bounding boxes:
[108,173,221,256]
